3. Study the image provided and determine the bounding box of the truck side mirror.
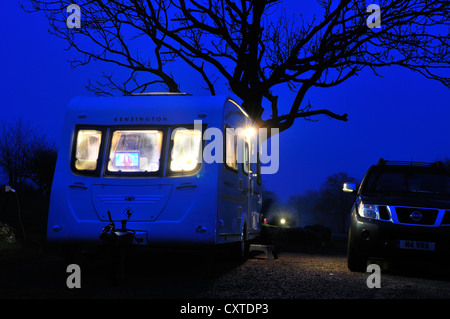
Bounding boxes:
[343,182,357,194]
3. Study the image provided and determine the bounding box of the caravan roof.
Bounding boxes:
[64,94,253,126]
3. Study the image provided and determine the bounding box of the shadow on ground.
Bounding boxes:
[0,242,268,298]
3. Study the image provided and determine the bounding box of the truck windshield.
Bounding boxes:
[107,130,163,173]
[364,168,450,196]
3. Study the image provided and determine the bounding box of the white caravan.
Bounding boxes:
[47,94,263,254]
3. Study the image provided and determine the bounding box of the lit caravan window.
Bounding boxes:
[225,127,238,171]
[170,128,202,173]
[74,130,102,171]
[107,130,163,173]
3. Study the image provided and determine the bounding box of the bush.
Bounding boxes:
[0,222,17,245]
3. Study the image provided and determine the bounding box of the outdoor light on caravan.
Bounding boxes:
[47,94,263,258]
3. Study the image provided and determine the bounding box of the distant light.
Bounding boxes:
[280,218,286,225]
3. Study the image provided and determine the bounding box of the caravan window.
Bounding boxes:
[107,130,163,173]
[73,129,103,172]
[225,127,238,171]
[169,128,202,173]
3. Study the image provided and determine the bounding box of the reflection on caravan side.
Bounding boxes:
[48,95,270,253]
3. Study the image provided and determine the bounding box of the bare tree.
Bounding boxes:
[23,0,450,133]
[315,172,357,233]
[0,119,35,189]
[28,141,58,195]
[0,118,56,192]
[289,190,322,226]
[437,157,450,171]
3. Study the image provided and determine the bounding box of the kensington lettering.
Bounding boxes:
[114,116,168,122]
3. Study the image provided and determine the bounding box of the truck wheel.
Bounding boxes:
[347,231,368,272]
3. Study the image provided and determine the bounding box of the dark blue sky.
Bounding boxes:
[1,1,449,201]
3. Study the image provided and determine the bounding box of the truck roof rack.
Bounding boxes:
[127,92,192,96]
[377,158,443,168]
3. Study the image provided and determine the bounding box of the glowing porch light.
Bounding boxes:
[242,127,256,140]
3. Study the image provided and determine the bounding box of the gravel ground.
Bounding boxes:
[201,252,450,299]
[1,238,450,301]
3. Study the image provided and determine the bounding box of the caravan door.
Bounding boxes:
[245,135,261,235]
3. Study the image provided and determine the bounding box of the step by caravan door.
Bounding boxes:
[92,184,172,221]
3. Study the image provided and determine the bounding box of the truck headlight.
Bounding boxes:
[358,204,379,219]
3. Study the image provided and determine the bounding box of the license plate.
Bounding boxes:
[398,240,435,251]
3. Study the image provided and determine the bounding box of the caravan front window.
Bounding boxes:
[74,129,102,171]
[170,128,202,173]
[107,130,163,173]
